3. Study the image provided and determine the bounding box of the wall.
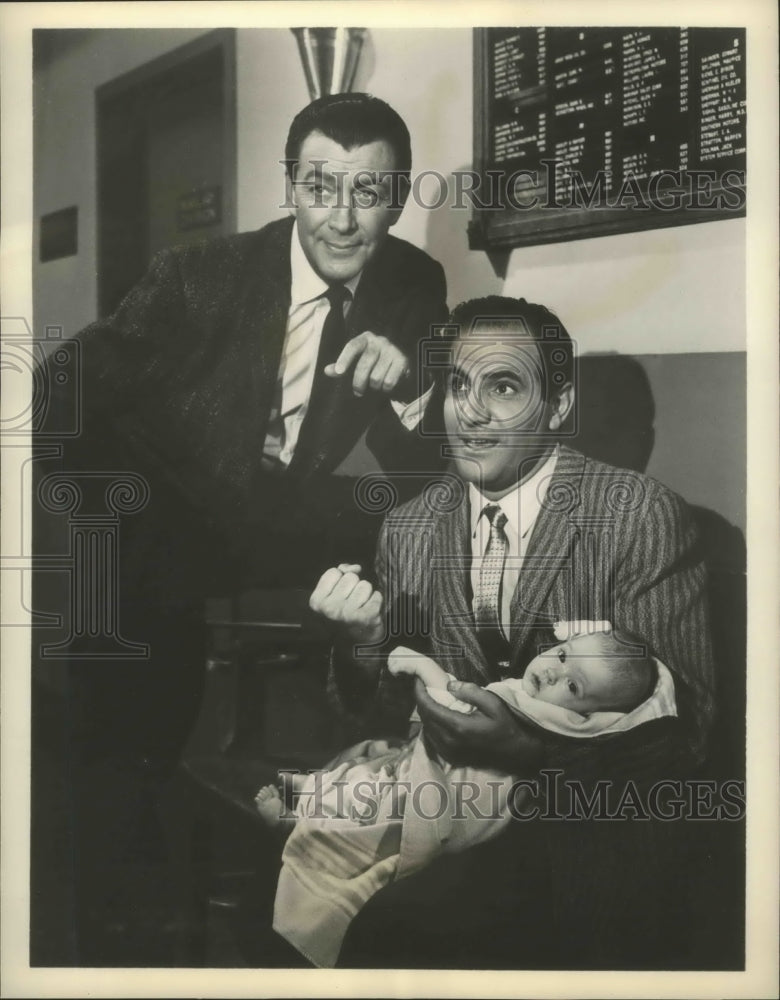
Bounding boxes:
[639,352,745,534]
[236,28,501,298]
[236,28,744,343]
[33,26,745,532]
[33,29,208,341]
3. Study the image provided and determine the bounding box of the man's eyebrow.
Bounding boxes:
[353,171,384,187]
[448,362,528,382]
[297,166,340,183]
[458,364,525,382]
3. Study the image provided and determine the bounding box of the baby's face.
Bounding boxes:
[521,632,622,713]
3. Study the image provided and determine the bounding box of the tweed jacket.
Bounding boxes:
[330,445,714,761]
[41,217,447,600]
[66,216,445,506]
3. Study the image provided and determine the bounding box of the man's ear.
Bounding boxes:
[285,173,298,219]
[547,383,574,431]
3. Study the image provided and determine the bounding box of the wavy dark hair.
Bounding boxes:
[284,92,412,181]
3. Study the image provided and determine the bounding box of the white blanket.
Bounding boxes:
[273,736,468,968]
[272,658,677,967]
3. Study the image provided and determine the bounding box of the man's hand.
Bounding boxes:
[309,563,385,646]
[414,678,546,772]
[324,331,410,397]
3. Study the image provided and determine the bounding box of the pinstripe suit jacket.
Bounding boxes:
[331,445,714,760]
[331,446,716,967]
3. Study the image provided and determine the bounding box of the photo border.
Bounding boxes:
[2,1,777,997]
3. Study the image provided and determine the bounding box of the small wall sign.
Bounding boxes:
[40,206,78,262]
[177,186,222,231]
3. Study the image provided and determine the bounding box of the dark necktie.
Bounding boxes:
[287,283,351,477]
[474,503,511,676]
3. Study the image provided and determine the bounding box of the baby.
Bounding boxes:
[255,625,657,825]
[412,625,657,719]
[257,624,666,967]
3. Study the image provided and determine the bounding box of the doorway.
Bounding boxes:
[96,29,236,316]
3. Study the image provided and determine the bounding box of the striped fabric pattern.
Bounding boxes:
[329,446,714,759]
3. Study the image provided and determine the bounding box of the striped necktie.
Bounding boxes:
[474,503,510,675]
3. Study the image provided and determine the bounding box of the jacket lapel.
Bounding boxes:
[234,217,294,440]
[508,447,587,665]
[430,493,491,682]
[176,219,293,515]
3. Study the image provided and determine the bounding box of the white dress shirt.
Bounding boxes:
[469,446,559,639]
[262,226,431,468]
[262,227,362,468]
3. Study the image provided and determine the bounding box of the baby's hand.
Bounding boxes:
[387,646,440,678]
[388,647,475,714]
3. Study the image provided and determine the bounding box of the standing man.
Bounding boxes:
[34,92,447,963]
[51,92,447,591]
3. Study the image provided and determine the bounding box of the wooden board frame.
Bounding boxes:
[469,27,746,252]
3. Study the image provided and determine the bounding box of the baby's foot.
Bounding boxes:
[254,785,294,828]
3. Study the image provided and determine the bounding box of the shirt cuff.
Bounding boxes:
[390,383,434,431]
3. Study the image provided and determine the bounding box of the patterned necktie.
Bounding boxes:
[474,503,510,675]
[287,283,351,476]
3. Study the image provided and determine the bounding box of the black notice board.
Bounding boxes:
[470,27,746,251]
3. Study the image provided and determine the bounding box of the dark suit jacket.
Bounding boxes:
[329,446,716,967]
[41,217,447,603]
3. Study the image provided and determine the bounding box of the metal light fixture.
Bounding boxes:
[291,28,367,100]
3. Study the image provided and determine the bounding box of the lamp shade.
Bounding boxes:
[291,28,366,100]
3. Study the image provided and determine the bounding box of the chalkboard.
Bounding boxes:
[469,27,746,251]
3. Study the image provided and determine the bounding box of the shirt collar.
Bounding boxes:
[469,445,560,540]
[289,222,362,308]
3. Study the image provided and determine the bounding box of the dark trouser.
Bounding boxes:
[60,608,207,965]
[338,811,693,970]
[339,823,555,970]
[230,844,313,968]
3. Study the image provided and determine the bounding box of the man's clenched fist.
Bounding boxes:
[309,563,385,646]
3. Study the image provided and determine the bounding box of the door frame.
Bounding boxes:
[95,28,237,316]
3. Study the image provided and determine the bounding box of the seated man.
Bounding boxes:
[312,295,714,969]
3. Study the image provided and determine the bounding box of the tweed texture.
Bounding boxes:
[42,217,447,601]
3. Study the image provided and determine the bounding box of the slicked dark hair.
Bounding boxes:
[285,92,412,179]
[443,295,575,403]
